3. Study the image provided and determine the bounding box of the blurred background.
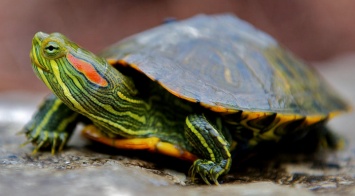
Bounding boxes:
[2,2,355,194]
[1,0,355,92]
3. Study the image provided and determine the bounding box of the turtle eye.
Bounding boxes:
[43,41,62,58]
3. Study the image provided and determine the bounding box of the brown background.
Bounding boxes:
[2,0,355,92]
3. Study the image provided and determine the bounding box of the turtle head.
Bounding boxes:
[31,32,67,73]
[30,32,127,114]
[31,32,110,88]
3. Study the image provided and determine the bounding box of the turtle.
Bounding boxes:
[23,14,348,185]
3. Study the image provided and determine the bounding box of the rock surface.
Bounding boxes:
[1,56,355,195]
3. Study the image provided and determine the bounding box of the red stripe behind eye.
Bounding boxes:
[66,53,108,87]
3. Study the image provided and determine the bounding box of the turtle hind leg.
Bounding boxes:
[21,94,82,154]
[81,125,197,161]
[184,114,232,185]
[317,127,345,150]
[276,125,345,153]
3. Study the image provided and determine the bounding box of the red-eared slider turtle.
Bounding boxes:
[23,14,348,185]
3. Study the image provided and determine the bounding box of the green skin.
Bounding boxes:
[26,32,233,184]
[24,32,336,185]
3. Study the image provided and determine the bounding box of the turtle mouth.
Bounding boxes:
[30,52,50,73]
[31,59,51,74]
[30,53,51,73]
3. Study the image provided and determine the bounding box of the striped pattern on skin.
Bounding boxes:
[185,114,232,185]
[185,115,231,163]
[30,32,191,146]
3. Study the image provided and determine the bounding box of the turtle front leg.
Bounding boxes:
[21,94,83,154]
[184,114,232,185]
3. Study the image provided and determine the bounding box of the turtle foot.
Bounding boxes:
[188,159,230,185]
[19,94,80,154]
[20,127,70,154]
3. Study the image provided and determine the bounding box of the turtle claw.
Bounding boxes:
[22,126,70,154]
[200,174,212,185]
[32,139,47,154]
[188,159,228,185]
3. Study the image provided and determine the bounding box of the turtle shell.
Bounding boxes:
[101,14,348,117]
